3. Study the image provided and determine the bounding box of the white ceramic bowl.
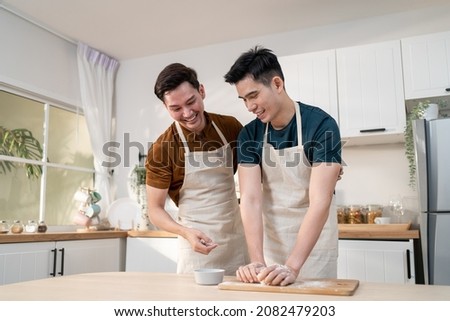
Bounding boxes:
[194,268,225,285]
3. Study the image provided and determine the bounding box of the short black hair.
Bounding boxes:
[224,46,284,86]
[154,63,200,102]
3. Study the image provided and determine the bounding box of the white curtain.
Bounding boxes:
[77,42,119,217]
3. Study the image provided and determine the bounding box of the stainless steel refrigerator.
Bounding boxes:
[413,118,450,285]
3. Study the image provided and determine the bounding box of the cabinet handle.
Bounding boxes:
[50,248,57,277]
[406,249,411,279]
[58,248,65,276]
[359,128,386,133]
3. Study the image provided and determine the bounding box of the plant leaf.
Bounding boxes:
[0,125,44,179]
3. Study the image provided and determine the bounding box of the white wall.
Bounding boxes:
[114,2,450,218]
[0,8,81,108]
[337,143,412,203]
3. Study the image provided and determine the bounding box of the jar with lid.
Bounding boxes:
[365,204,383,224]
[25,220,38,233]
[10,220,24,234]
[0,220,9,233]
[37,221,48,233]
[348,205,363,224]
[336,206,348,224]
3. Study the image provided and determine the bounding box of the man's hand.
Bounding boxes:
[257,264,298,286]
[236,262,266,283]
[184,228,218,254]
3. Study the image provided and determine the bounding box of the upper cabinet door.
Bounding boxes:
[336,40,406,140]
[278,50,339,122]
[402,31,450,100]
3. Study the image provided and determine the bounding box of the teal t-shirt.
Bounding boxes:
[237,102,342,166]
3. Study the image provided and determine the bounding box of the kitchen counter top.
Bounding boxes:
[0,271,448,301]
[0,230,128,244]
[0,229,176,244]
[128,226,420,240]
[338,224,419,239]
[128,230,177,238]
[0,224,419,244]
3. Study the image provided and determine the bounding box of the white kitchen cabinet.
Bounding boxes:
[338,239,416,284]
[278,50,339,121]
[125,237,177,272]
[56,239,125,276]
[336,40,406,143]
[0,241,54,285]
[401,30,450,100]
[0,238,125,285]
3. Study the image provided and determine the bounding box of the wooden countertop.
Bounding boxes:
[128,230,177,238]
[338,224,420,239]
[0,271,448,301]
[0,229,176,244]
[127,226,420,240]
[0,230,128,244]
[0,224,419,244]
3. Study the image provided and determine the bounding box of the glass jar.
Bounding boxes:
[0,220,9,233]
[348,205,363,224]
[336,206,348,224]
[10,220,24,234]
[37,221,48,233]
[365,204,383,224]
[25,220,38,233]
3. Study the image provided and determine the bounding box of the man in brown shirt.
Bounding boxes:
[145,63,248,275]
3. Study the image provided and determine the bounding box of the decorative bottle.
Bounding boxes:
[25,220,38,233]
[10,220,24,234]
[37,221,48,233]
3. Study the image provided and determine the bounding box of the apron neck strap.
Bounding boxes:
[175,120,228,154]
[264,101,303,145]
[175,121,190,154]
[211,121,228,145]
[295,102,302,144]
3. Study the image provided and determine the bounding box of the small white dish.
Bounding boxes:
[194,268,225,285]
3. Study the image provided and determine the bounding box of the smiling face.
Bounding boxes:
[235,75,284,125]
[163,81,206,133]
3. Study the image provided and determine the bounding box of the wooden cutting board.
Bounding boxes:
[218,278,359,296]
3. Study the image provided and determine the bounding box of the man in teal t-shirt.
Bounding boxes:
[225,46,343,286]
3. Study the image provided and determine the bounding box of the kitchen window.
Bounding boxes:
[0,88,94,226]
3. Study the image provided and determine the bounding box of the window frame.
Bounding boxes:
[0,83,95,224]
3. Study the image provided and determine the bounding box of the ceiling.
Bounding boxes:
[1,0,448,60]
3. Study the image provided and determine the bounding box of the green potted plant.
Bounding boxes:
[128,165,146,194]
[404,101,447,189]
[0,126,44,179]
[128,165,151,230]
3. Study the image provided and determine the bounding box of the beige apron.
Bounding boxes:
[175,121,248,275]
[261,103,338,278]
